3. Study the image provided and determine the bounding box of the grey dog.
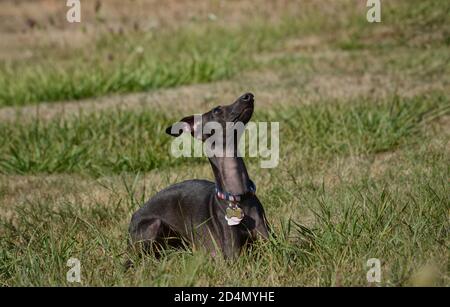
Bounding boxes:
[128,93,269,259]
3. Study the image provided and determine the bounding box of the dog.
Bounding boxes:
[128,93,269,259]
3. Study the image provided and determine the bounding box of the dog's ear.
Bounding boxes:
[165,115,197,137]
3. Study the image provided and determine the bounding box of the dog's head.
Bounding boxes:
[166,93,255,144]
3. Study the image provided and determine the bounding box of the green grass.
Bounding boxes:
[0,94,446,176]
[0,16,303,107]
[0,0,448,107]
[0,134,448,286]
[0,0,449,287]
[0,109,176,175]
[0,93,448,286]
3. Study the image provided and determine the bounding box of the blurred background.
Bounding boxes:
[0,0,448,286]
[1,0,448,107]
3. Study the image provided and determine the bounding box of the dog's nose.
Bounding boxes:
[241,93,254,102]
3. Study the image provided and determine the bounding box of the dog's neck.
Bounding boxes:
[209,156,251,196]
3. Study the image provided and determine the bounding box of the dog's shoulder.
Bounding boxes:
[170,179,215,193]
[154,179,214,197]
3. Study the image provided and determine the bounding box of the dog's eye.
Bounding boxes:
[213,107,222,115]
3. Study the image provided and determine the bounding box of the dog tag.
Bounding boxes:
[225,206,244,226]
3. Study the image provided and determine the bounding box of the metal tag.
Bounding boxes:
[225,204,244,226]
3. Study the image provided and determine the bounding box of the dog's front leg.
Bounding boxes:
[252,220,270,241]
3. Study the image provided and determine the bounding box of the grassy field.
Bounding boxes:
[0,0,449,286]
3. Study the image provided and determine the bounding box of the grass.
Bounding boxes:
[0,0,448,107]
[0,93,448,286]
[0,94,446,176]
[0,16,299,106]
[0,0,449,286]
[0,136,448,286]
